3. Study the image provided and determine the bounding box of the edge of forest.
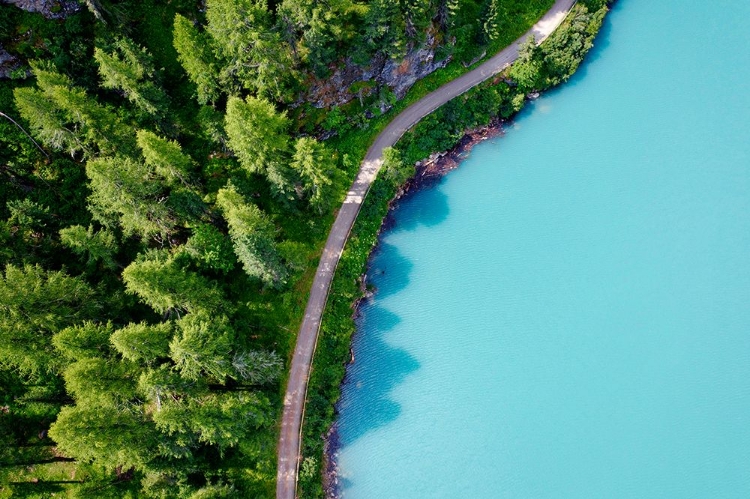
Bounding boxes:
[297,1,615,496]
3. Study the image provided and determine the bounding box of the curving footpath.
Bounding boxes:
[277,1,576,497]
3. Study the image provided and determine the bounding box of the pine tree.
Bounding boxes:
[136,129,193,187]
[94,38,167,117]
[62,357,138,407]
[224,95,297,201]
[290,137,338,213]
[173,14,221,106]
[12,87,78,155]
[49,405,156,471]
[169,311,234,381]
[14,61,132,157]
[86,156,176,240]
[215,185,288,287]
[401,0,432,40]
[121,251,227,316]
[59,225,119,269]
[183,223,237,273]
[205,0,297,102]
[362,0,406,59]
[483,0,501,41]
[224,95,289,173]
[53,321,114,361]
[0,264,102,374]
[111,322,174,363]
[152,391,269,452]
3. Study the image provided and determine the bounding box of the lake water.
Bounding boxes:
[334,0,750,497]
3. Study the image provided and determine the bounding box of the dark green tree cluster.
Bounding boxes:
[510,2,609,91]
[0,0,333,494]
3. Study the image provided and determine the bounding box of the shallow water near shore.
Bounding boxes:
[335,0,750,497]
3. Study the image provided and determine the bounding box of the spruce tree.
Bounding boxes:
[173,14,221,106]
[215,185,288,287]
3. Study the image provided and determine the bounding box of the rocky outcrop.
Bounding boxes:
[0,46,21,79]
[304,28,451,110]
[1,0,80,19]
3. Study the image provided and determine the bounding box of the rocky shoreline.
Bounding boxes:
[321,116,507,498]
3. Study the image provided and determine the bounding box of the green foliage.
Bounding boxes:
[14,61,132,157]
[63,357,138,406]
[111,321,174,363]
[60,224,119,269]
[224,95,297,200]
[205,0,297,102]
[216,185,288,288]
[0,264,102,374]
[231,349,282,385]
[361,0,407,60]
[94,37,168,117]
[49,405,156,471]
[153,390,269,452]
[510,4,609,91]
[170,311,234,381]
[122,251,227,316]
[53,321,114,361]
[183,223,237,273]
[279,0,359,74]
[173,14,221,106]
[86,156,177,240]
[381,146,413,185]
[136,129,193,187]
[290,137,338,213]
[188,485,236,499]
[137,364,207,409]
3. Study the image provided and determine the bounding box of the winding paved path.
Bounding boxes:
[277,1,576,497]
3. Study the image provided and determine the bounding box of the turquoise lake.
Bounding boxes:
[335,0,750,497]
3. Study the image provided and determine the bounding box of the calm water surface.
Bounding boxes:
[335,0,750,496]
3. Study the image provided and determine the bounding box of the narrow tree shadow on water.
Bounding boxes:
[336,307,420,446]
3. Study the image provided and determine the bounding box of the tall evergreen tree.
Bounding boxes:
[62,357,138,407]
[215,185,288,287]
[59,225,119,269]
[122,251,227,316]
[53,321,114,361]
[170,311,234,382]
[111,322,174,364]
[290,137,338,213]
[0,264,102,374]
[86,156,176,241]
[205,0,297,102]
[362,0,406,59]
[136,129,193,187]
[14,61,132,157]
[173,14,221,106]
[49,405,156,471]
[94,38,167,117]
[224,95,296,201]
